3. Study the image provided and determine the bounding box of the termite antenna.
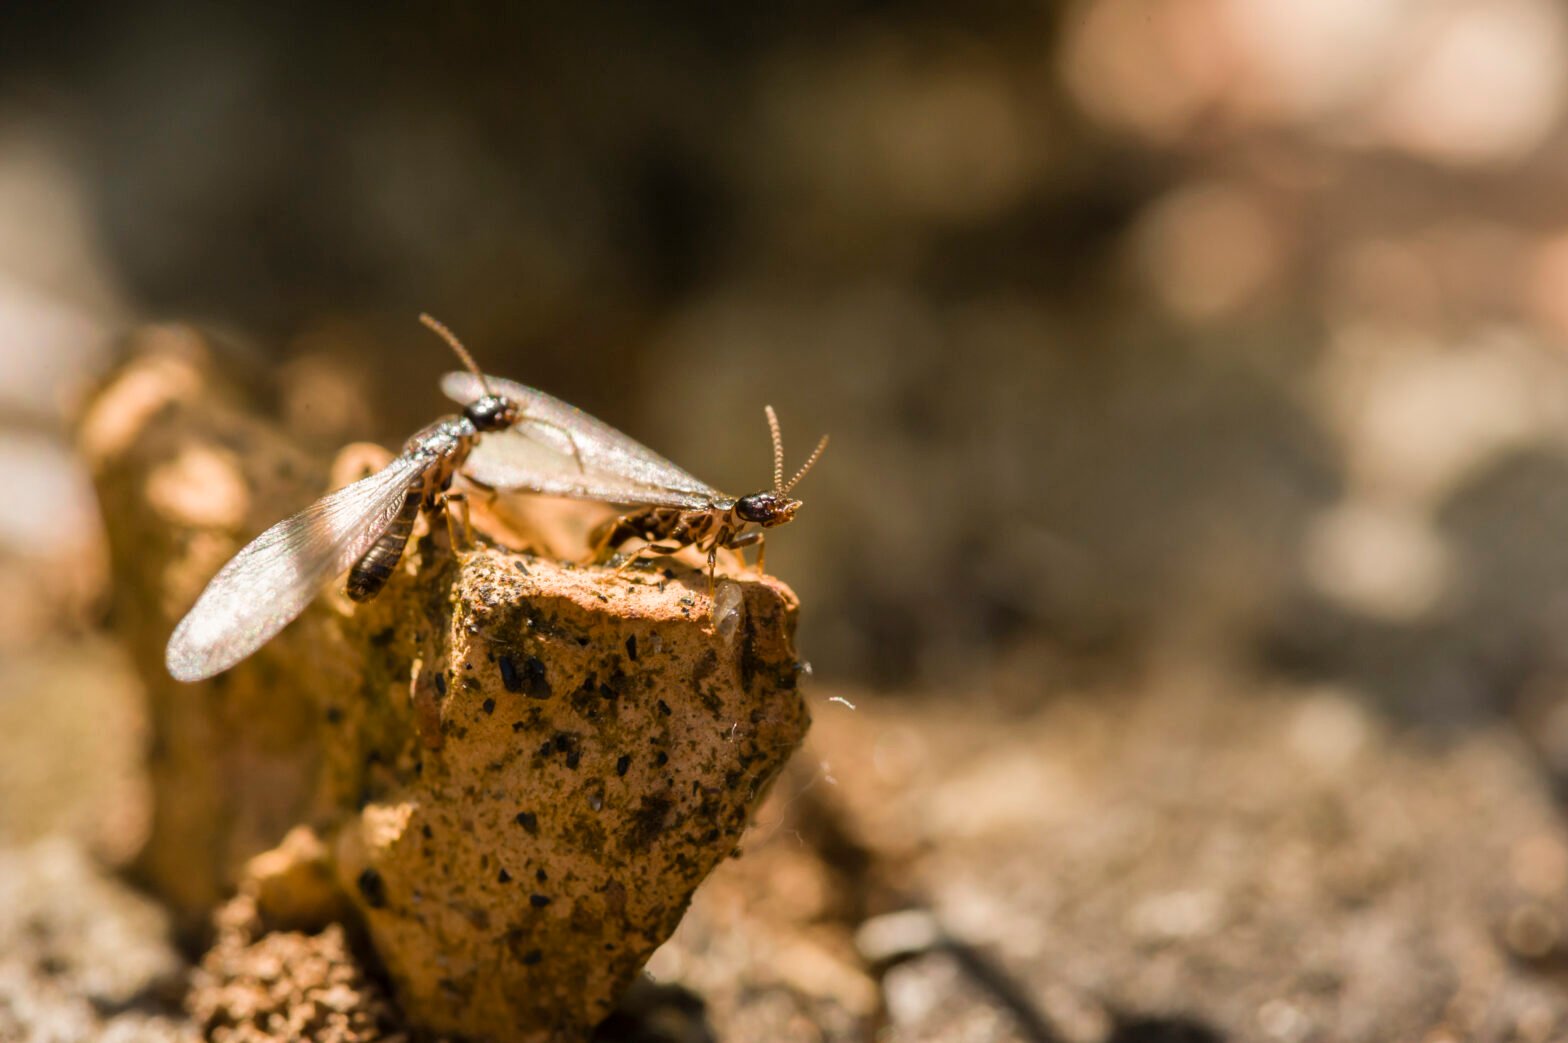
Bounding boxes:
[765,405,785,492]
[419,313,493,396]
[782,433,829,494]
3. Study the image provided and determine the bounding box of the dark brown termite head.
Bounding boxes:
[735,490,802,526]
[419,312,519,429]
[463,394,519,432]
[746,404,827,526]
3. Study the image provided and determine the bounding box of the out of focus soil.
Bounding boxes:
[7,619,1568,1040]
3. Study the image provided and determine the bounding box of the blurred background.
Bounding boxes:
[10,2,1568,1039]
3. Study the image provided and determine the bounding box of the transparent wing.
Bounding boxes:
[463,430,719,508]
[442,372,724,507]
[165,453,427,682]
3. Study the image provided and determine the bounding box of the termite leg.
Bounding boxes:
[612,541,685,574]
[706,545,719,600]
[590,517,632,564]
[607,515,692,571]
[454,492,473,546]
[442,491,472,550]
[463,474,502,511]
[727,531,764,573]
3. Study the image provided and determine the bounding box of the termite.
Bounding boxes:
[440,365,827,591]
[166,318,824,682]
[166,315,527,682]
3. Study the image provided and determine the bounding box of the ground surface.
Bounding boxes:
[5,624,1568,1041]
[6,334,1568,1040]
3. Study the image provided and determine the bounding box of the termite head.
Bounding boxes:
[740,405,827,527]
[420,313,517,432]
[464,394,519,432]
[736,490,802,526]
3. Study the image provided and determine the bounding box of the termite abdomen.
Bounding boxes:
[347,488,422,602]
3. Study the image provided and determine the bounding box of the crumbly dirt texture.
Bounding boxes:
[663,684,1568,1043]
[190,895,400,1043]
[82,326,811,1040]
[0,840,192,1042]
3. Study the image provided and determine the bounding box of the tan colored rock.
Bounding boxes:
[85,325,812,1040]
[244,826,350,932]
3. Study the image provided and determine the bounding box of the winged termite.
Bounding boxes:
[164,315,526,682]
[439,371,827,592]
[166,316,825,682]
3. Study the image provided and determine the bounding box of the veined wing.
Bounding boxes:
[441,372,723,506]
[165,453,428,682]
[461,431,720,508]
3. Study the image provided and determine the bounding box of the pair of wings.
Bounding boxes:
[165,374,725,682]
[442,372,728,511]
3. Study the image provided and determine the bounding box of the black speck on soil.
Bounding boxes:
[536,868,548,883]
[692,651,723,715]
[740,622,769,692]
[499,654,521,692]
[565,816,608,858]
[357,867,387,908]
[515,811,538,834]
[482,697,495,715]
[434,672,447,697]
[421,824,433,839]
[616,754,631,776]
[325,706,343,724]
[626,794,675,851]
[655,751,669,767]
[498,868,512,883]
[570,675,600,717]
[513,559,530,575]
[523,656,551,699]
[625,634,638,660]
[522,949,543,966]
[657,699,672,717]
[370,627,396,647]
[530,894,551,908]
